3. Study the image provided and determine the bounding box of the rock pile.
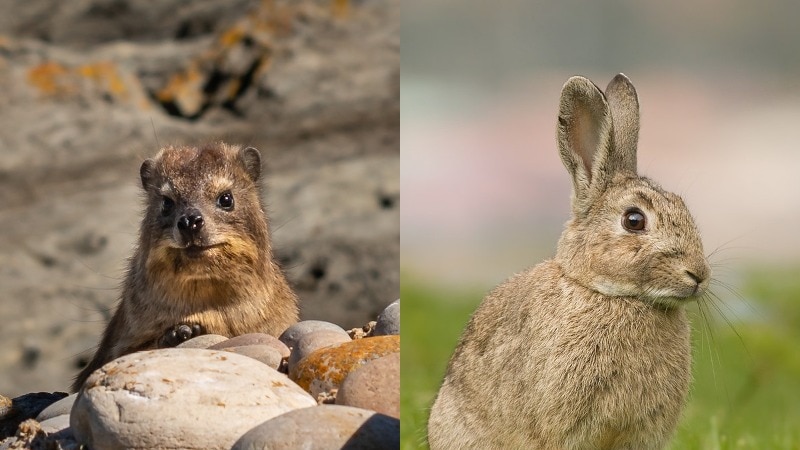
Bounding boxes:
[0,300,400,449]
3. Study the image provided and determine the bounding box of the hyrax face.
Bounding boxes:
[139,144,268,281]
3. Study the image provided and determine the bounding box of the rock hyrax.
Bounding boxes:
[72,143,298,391]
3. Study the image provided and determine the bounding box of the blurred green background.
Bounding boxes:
[401,0,800,448]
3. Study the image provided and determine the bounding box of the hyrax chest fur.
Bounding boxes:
[73,143,298,392]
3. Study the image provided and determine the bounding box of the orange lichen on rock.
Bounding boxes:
[26,60,142,105]
[156,64,205,116]
[26,61,73,96]
[150,0,357,119]
[289,335,399,397]
[78,62,129,100]
[331,0,350,19]
[219,26,246,47]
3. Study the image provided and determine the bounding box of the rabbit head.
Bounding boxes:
[554,74,710,308]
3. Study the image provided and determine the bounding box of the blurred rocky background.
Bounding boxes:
[0,0,399,396]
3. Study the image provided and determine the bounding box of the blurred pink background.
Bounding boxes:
[401,1,800,288]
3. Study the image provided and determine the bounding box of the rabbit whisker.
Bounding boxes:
[709,278,761,320]
[705,290,751,360]
[705,231,758,260]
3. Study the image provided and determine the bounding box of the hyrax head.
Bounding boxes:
[138,143,269,278]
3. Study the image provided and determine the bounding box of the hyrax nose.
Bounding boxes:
[177,209,204,240]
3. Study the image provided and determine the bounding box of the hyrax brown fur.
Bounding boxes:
[72,143,298,392]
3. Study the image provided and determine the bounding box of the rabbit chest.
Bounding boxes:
[526,270,693,449]
[430,262,693,450]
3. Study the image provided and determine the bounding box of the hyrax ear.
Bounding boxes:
[557,76,614,214]
[239,147,262,182]
[140,159,156,190]
[604,73,639,175]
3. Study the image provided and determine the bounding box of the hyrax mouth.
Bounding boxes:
[180,243,224,259]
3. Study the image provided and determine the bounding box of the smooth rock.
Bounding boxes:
[70,348,316,450]
[287,330,352,371]
[374,299,400,336]
[209,333,290,358]
[39,414,71,434]
[223,345,283,370]
[336,352,400,418]
[279,320,349,351]
[290,335,400,397]
[36,393,77,421]
[176,334,228,349]
[231,405,400,450]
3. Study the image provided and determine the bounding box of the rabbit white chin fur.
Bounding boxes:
[428,74,710,450]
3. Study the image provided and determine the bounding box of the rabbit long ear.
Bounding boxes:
[604,73,639,175]
[557,76,614,215]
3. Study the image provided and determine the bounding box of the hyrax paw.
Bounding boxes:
[160,323,206,347]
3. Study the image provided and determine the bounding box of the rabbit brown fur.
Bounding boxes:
[428,74,711,450]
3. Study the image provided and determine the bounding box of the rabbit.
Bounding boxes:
[427,74,711,450]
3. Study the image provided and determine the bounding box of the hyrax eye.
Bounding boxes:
[622,208,646,232]
[217,192,234,210]
[161,196,175,216]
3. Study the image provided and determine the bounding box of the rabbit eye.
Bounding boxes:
[622,209,646,232]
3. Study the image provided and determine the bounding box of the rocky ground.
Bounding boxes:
[0,0,399,397]
[0,301,400,448]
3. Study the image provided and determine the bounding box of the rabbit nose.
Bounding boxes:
[685,270,704,284]
[685,264,710,296]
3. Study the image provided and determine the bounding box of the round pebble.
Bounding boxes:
[290,335,400,397]
[279,320,348,350]
[231,405,399,450]
[36,393,77,421]
[70,348,316,450]
[209,333,290,358]
[39,414,71,434]
[176,334,228,349]
[374,299,400,336]
[287,329,352,371]
[336,352,400,418]
[222,345,283,370]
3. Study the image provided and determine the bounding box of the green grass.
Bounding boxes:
[400,267,800,449]
[400,278,485,450]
